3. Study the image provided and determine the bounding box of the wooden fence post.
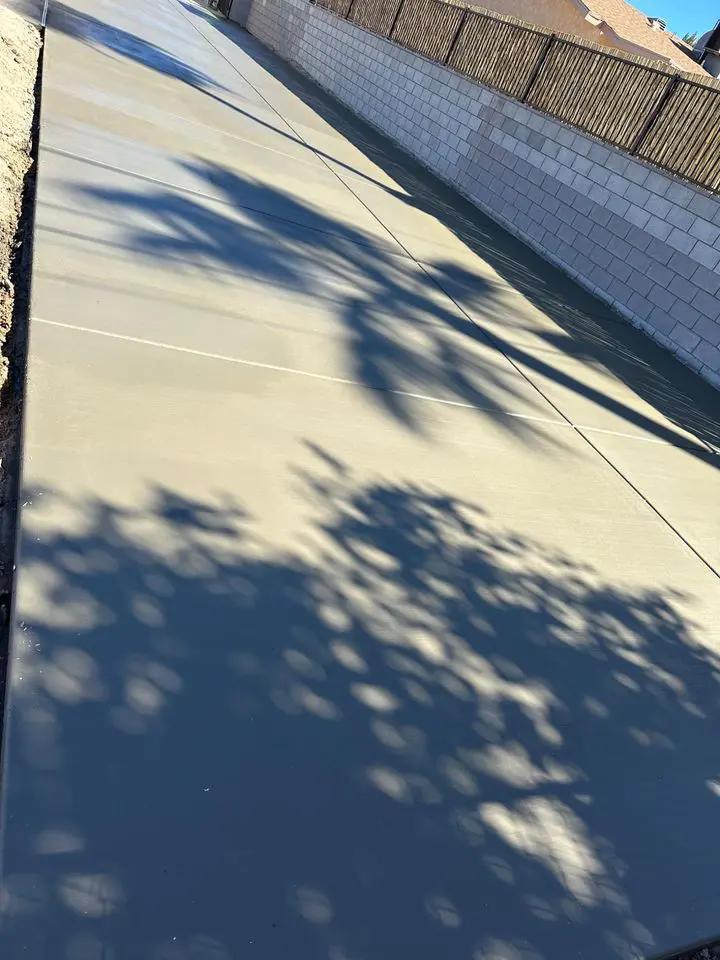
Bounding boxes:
[630,73,680,156]
[388,0,406,40]
[444,7,468,65]
[521,32,555,103]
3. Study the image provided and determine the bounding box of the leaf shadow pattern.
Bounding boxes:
[46,0,720,457]
[3,450,720,960]
[48,0,225,91]
[206,21,720,457]
[67,158,568,444]
[61,147,720,458]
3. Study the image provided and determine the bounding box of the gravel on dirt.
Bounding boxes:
[0,6,40,608]
[0,6,39,341]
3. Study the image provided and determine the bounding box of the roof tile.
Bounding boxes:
[585,0,706,72]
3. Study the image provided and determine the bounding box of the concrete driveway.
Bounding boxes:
[1,0,719,957]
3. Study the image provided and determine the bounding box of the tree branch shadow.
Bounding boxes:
[4,449,720,959]
[193,9,720,458]
[46,0,720,457]
[69,158,571,443]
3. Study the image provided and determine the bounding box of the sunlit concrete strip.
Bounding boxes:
[33,316,720,451]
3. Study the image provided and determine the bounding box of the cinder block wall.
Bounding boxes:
[228,0,253,27]
[246,0,311,62]
[246,0,720,387]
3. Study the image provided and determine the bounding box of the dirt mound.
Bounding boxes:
[0,6,40,345]
[0,6,39,607]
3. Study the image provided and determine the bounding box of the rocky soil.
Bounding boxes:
[0,6,40,622]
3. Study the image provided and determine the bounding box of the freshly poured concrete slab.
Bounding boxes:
[46,0,255,97]
[42,111,348,191]
[38,134,404,251]
[575,430,720,573]
[30,295,563,429]
[32,148,566,424]
[507,351,716,450]
[2,3,720,960]
[7,317,720,960]
[321,165,513,274]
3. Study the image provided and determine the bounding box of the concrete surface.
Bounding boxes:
[0,1,719,958]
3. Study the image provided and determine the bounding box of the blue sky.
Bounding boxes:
[638,0,717,36]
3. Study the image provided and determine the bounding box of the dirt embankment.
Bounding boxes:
[0,7,40,607]
[0,6,39,340]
